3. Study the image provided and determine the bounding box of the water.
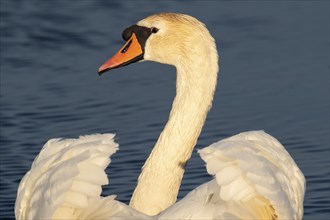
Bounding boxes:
[1,0,329,219]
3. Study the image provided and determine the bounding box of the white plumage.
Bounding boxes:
[16,131,304,219]
[16,134,119,219]
[15,13,305,219]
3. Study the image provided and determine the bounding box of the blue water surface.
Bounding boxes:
[1,0,329,219]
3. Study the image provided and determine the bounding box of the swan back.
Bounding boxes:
[159,131,305,220]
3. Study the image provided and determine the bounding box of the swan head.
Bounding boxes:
[99,13,217,74]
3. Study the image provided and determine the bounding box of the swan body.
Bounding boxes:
[16,132,304,219]
[16,13,305,219]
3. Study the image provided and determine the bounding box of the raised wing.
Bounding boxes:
[14,133,158,220]
[15,134,139,219]
[160,131,305,220]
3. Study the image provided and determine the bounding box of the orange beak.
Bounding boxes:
[98,33,143,74]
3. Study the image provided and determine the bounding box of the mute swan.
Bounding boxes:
[15,13,305,219]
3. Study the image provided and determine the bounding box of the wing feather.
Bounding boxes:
[200,130,305,219]
[160,131,305,220]
[16,131,305,220]
[15,134,119,219]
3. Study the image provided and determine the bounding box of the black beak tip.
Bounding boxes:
[98,68,110,76]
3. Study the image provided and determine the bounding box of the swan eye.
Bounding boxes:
[151,27,159,34]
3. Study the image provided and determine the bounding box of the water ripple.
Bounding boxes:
[1,1,329,219]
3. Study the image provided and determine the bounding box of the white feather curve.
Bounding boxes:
[160,131,305,220]
[16,131,305,220]
[15,134,121,219]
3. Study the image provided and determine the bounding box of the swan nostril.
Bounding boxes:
[121,39,132,53]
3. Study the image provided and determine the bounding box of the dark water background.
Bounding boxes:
[1,0,329,219]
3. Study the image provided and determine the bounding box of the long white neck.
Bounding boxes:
[129,40,218,215]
